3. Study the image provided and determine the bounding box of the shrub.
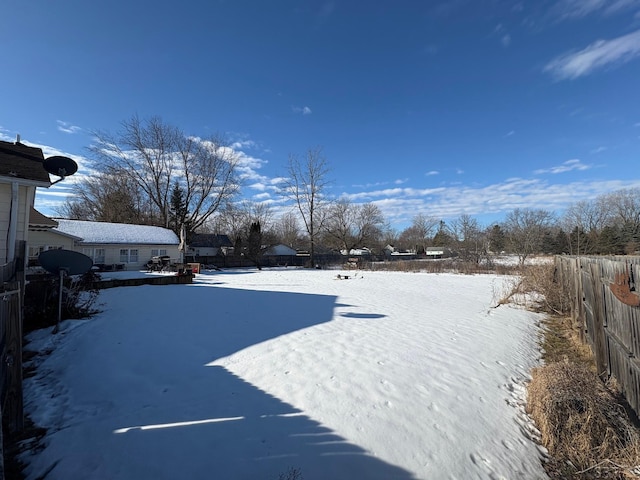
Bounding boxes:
[24,271,101,331]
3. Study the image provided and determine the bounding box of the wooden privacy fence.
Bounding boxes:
[555,255,640,415]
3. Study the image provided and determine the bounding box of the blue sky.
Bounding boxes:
[2,0,640,230]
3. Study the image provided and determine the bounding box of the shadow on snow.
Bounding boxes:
[25,279,417,480]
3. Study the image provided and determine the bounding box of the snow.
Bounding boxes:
[54,219,179,245]
[21,268,548,480]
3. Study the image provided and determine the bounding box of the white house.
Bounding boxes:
[27,208,79,265]
[31,218,180,271]
[0,140,51,268]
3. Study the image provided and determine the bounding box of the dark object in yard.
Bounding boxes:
[38,249,94,333]
[146,255,173,272]
[38,249,93,276]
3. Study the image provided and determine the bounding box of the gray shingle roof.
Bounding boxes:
[189,234,233,248]
[0,140,51,184]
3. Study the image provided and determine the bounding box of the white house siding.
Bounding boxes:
[0,183,10,262]
[28,230,76,261]
[78,243,180,270]
[192,247,219,257]
[0,182,36,264]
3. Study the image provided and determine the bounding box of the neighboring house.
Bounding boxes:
[0,140,51,267]
[45,219,180,271]
[263,244,297,257]
[341,247,372,256]
[425,246,456,259]
[187,234,233,263]
[259,244,297,267]
[27,208,79,265]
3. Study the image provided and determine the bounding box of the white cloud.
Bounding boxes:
[253,192,272,201]
[505,130,515,137]
[590,146,607,154]
[57,120,82,134]
[292,106,312,115]
[337,175,640,229]
[550,0,640,19]
[534,158,591,174]
[426,171,439,176]
[501,34,511,47]
[230,139,257,150]
[544,29,640,80]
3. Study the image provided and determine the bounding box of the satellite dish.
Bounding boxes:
[43,155,78,184]
[38,249,93,334]
[39,249,93,276]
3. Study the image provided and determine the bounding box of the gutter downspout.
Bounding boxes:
[7,181,18,263]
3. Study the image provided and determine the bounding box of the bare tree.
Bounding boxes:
[562,198,614,254]
[57,171,152,224]
[398,214,439,253]
[210,200,274,245]
[601,188,640,252]
[450,214,484,263]
[323,199,385,252]
[603,188,640,227]
[88,115,239,234]
[503,208,555,266]
[280,147,331,267]
[563,198,613,234]
[274,211,301,248]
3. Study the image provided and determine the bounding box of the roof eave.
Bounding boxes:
[0,175,51,187]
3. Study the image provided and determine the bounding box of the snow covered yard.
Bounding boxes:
[21,268,548,480]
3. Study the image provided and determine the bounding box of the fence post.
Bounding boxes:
[589,261,609,378]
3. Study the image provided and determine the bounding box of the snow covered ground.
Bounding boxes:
[21,268,548,480]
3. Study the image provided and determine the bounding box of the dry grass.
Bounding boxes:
[518,262,640,478]
[540,316,595,367]
[528,360,640,479]
[365,258,521,275]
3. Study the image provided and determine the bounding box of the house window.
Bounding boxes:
[29,246,45,259]
[151,249,167,257]
[119,249,139,263]
[83,248,105,263]
[94,248,105,263]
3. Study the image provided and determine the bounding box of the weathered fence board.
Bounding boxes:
[0,284,23,432]
[556,255,640,415]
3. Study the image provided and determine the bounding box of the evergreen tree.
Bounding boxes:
[487,224,506,253]
[169,182,188,236]
[596,225,624,255]
[247,221,263,270]
[432,220,453,247]
[554,229,569,254]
